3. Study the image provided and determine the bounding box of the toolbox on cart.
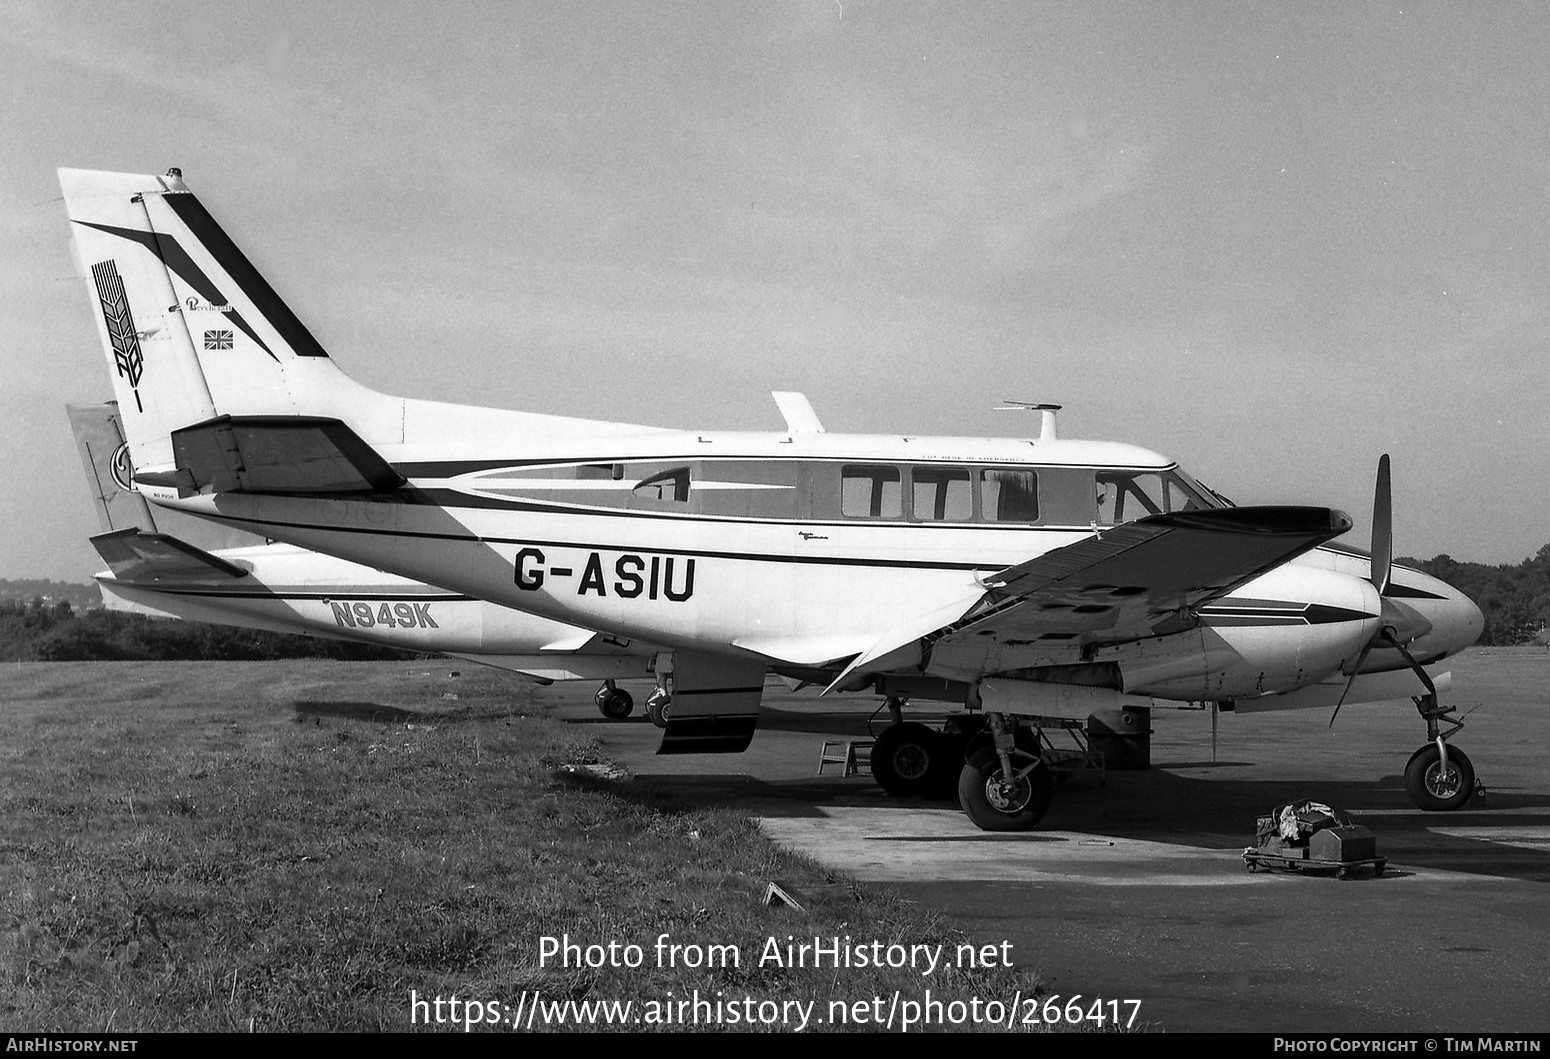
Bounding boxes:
[1242,801,1385,879]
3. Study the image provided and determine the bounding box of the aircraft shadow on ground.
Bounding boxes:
[627,751,1550,884]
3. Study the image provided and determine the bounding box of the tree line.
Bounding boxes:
[1402,546,1550,647]
[0,597,420,663]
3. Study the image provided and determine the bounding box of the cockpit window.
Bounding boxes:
[1095,469,1217,525]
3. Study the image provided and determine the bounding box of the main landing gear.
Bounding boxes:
[594,680,634,720]
[956,713,1053,832]
[870,721,959,798]
[867,697,962,800]
[646,686,673,729]
[1403,692,1483,811]
[868,700,1054,831]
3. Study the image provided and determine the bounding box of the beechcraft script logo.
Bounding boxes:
[91,260,145,412]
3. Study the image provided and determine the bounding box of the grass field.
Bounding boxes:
[1,660,1051,1033]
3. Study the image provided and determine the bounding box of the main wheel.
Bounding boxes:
[1404,743,1475,811]
[595,687,634,720]
[957,749,1053,832]
[870,723,943,797]
[647,690,672,729]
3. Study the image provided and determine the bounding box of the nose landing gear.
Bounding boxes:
[1405,693,1485,811]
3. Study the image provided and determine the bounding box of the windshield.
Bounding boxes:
[1095,468,1222,525]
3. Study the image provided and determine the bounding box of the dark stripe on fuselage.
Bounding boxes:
[103,582,471,603]
[191,511,1012,572]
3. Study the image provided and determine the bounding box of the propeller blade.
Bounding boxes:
[1329,638,1377,727]
[1371,453,1392,596]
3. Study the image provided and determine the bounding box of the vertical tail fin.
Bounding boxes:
[66,402,158,534]
[59,167,394,477]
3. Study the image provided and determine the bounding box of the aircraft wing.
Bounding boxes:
[91,527,249,582]
[830,506,1352,689]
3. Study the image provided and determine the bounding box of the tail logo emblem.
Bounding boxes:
[90,260,145,412]
[109,443,135,492]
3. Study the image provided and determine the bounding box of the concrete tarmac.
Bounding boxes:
[545,647,1550,1033]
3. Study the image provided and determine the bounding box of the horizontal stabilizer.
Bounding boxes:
[154,415,405,494]
[91,528,248,582]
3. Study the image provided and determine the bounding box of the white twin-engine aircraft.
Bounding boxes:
[67,403,662,717]
[60,167,1485,832]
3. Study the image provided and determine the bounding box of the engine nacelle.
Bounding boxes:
[1101,565,1381,701]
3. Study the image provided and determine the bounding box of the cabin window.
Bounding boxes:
[980,468,1040,522]
[841,465,902,518]
[910,467,973,521]
[632,466,691,503]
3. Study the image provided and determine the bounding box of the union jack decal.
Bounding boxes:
[204,329,233,350]
[90,260,145,412]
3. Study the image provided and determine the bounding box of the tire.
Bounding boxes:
[957,748,1053,832]
[1404,743,1474,811]
[596,688,634,720]
[647,690,672,729]
[870,723,942,797]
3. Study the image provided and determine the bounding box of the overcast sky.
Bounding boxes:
[3,0,1548,580]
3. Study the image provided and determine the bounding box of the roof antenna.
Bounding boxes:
[995,400,1062,441]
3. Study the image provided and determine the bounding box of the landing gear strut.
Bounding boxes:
[956,712,1052,832]
[646,685,673,729]
[1404,691,1481,811]
[594,680,634,719]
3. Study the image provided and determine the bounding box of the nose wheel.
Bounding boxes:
[1404,742,1476,811]
[1404,693,1484,811]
